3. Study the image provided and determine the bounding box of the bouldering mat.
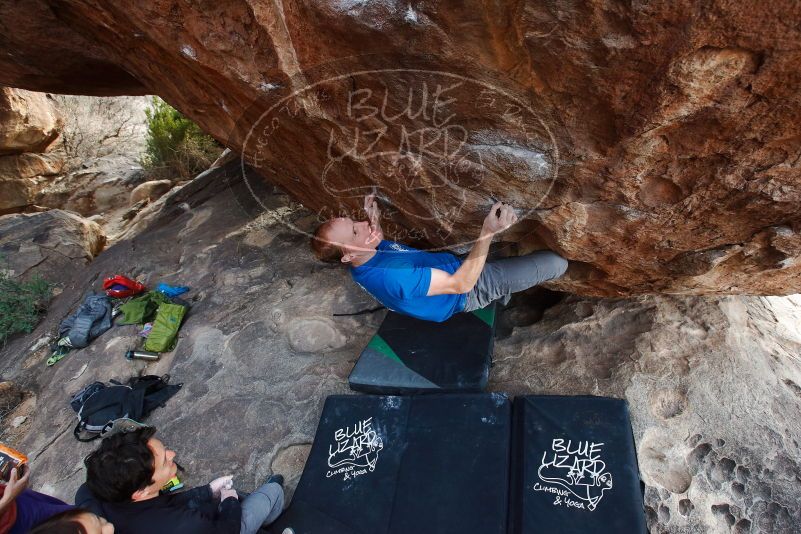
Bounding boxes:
[270,393,511,534]
[508,396,646,533]
[348,303,496,395]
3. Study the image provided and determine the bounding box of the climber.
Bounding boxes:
[311,194,569,322]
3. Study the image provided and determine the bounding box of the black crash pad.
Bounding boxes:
[509,396,646,533]
[348,304,496,395]
[270,393,511,534]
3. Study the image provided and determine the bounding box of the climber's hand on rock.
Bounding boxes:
[364,193,380,225]
[364,193,383,243]
[482,202,517,235]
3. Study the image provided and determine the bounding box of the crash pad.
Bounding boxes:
[348,304,496,395]
[508,396,646,533]
[270,393,511,534]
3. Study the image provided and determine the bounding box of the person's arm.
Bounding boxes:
[427,202,517,296]
[216,489,241,528]
[170,486,242,534]
[74,482,104,516]
[0,467,29,516]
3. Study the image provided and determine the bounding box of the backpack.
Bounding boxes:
[69,382,106,412]
[143,303,187,352]
[117,291,170,325]
[70,375,182,441]
[103,275,147,299]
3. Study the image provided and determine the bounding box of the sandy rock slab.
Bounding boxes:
[0,161,366,505]
[34,155,147,225]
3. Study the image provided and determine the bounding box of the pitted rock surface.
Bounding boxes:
[492,292,801,533]
[1,2,801,295]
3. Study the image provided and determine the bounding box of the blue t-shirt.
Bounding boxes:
[351,240,466,322]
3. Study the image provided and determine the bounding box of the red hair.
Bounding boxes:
[311,220,344,263]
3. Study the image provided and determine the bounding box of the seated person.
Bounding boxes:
[0,465,74,534]
[311,194,569,322]
[75,425,284,534]
[30,508,114,534]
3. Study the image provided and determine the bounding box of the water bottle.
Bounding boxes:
[125,350,160,361]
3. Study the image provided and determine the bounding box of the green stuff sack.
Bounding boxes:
[143,303,186,352]
[118,291,170,325]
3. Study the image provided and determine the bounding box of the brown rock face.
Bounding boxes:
[2,1,799,296]
[0,152,65,212]
[0,88,65,213]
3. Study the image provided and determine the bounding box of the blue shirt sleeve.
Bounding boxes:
[383,265,432,299]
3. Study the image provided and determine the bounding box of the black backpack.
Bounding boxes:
[70,375,182,441]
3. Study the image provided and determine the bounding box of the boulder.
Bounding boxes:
[1,2,801,295]
[0,209,105,283]
[0,89,65,213]
[129,179,173,206]
[0,176,33,214]
[0,152,64,180]
[0,87,62,155]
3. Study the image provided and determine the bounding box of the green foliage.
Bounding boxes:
[142,97,223,180]
[0,264,51,345]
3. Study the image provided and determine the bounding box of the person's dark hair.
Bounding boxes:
[311,220,344,263]
[84,426,157,503]
[30,508,92,534]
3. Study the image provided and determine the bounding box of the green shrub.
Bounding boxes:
[0,265,51,345]
[142,97,223,181]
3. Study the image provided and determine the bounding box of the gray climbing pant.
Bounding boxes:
[462,251,568,312]
[240,481,284,534]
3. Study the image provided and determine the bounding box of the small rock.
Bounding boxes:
[122,199,148,220]
[28,335,52,353]
[130,179,173,206]
[11,416,27,428]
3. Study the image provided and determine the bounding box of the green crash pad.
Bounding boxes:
[348,303,496,394]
